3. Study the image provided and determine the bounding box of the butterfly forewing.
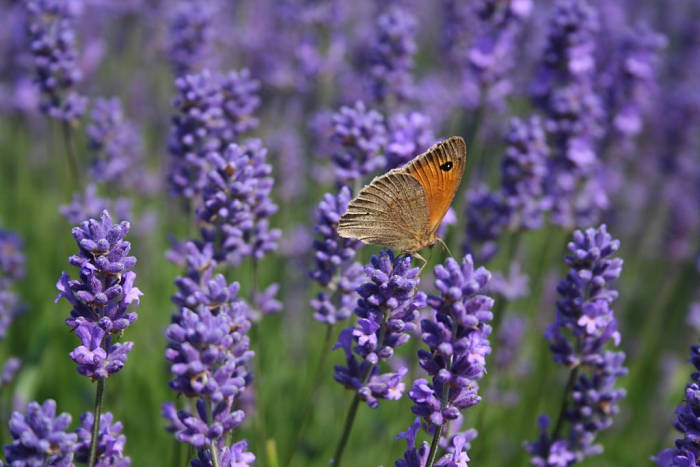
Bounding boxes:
[402,136,466,234]
[337,171,430,252]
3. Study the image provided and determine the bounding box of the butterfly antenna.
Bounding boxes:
[438,238,455,258]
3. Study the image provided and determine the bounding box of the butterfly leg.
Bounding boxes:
[437,237,455,258]
[413,251,429,274]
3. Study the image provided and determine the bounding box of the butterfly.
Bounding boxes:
[336,136,466,264]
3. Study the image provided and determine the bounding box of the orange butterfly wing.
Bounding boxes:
[402,136,467,234]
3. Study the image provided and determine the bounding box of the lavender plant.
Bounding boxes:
[361,3,417,107]
[86,97,144,191]
[397,254,494,466]
[198,140,280,270]
[330,100,387,188]
[0,229,25,390]
[463,115,550,263]
[531,0,605,228]
[168,68,260,202]
[24,0,88,123]
[168,0,217,77]
[332,250,426,466]
[55,210,140,466]
[162,242,255,464]
[525,225,626,465]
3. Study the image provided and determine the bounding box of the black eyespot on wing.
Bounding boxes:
[440,161,453,171]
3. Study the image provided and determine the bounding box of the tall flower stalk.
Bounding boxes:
[332,250,425,466]
[55,211,140,466]
[25,0,88,181]
[396,254,494,466]
[525,225,626,465]
[162,242,255,466]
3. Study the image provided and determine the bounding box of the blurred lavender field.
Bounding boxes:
[0,0,698,466]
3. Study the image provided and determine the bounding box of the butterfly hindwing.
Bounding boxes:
[402,136,466,234]
[337,170,430,252]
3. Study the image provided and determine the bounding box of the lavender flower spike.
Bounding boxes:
[0,228,25,341]
[55,210,142,380]
[198,140,280,268]
[331,101,387,187]
[397,255,493,465]
[654,345,700,466]
[333,250,426,408]
[163,242,254,456]
[364,4,417,106]
[526,225,626,465]
[309,186,363,325]
[4,399,78,466]
[25,0,88,122]
[87,97,144,188]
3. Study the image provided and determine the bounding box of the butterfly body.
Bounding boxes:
[337,136,467,254]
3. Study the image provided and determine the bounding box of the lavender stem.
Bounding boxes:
[284,325,334,467]
[331,392,361,467]
[60,121,79,185]
[210,439,220,467]
[87,379,105,467]
[550,366,579,443]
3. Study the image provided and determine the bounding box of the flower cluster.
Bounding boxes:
[0,228,25,340]
[168,69,261,200]
[398,255,493,463]
[163,241,255,458]
[55,210,142,380]
[191,439,256,467]
[4,399,78,466]
[198,140,280,268]
[74,412,130,466]
[463,115,551,262]
[331,100,387,187]
[531,0,605,227]
[333,250,425,408]
[87,97,144,189]
[501,116,552,230]
[309,187,364,325]
[384,111,434,170]
[464,0,533,109]
[526,225,627,464]
[168,0,216,76]
[395,417,476,467]
[25,0,88,122]
[463,184,509,263]
[362,4,417,106]
[655,345,700,466]
[602,24,667,139]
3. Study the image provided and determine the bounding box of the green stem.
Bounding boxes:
[210,439,220,467]
[331,393,361,467]
[550,366,579,443]
[427,329,456,467]
[88,379,105,467]
[284,325,334,467]
[60,121,80,186]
